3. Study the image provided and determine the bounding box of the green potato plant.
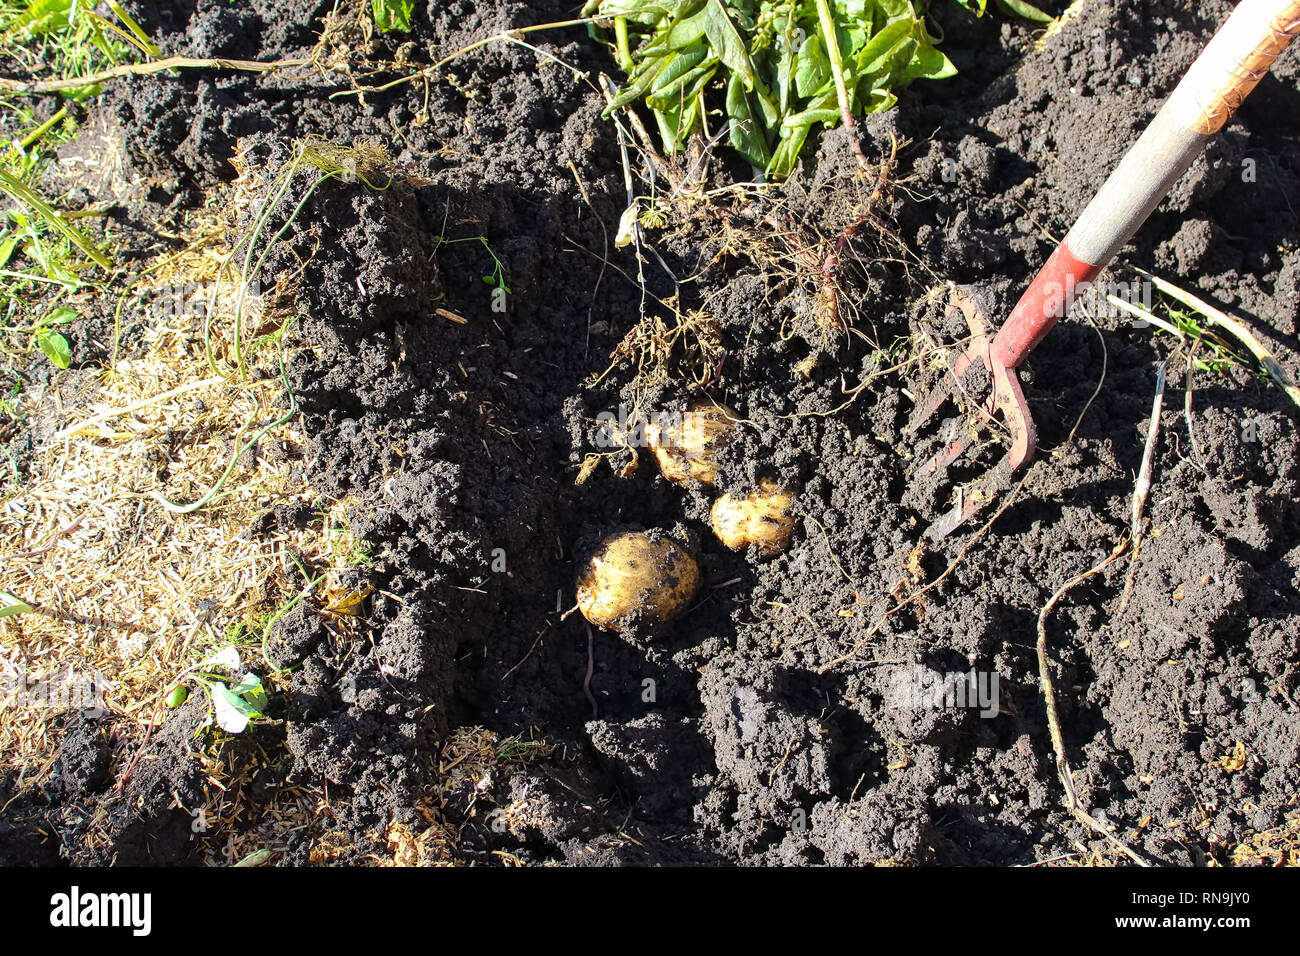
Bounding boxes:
[586,0,1052,178]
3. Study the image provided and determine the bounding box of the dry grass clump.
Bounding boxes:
[0,217,368,830]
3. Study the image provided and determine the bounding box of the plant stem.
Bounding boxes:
[1116,357,1169,616]
[812,0,872,176]
[614,16,633,72]
[18,105,68,149]
[0,54,311,94]
[429,17,596,72]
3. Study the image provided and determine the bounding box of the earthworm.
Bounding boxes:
[583,622,598,720]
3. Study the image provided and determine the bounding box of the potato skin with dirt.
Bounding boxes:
[711,480,798,557]
[575,531,699,631]
[645,403,738,486]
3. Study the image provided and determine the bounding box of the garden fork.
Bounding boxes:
[909,0,1300,541]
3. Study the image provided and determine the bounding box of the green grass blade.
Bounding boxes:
[0,168,111,269]
[107,1,161,56]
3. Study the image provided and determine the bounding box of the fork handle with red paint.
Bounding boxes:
[992,0,1300,370]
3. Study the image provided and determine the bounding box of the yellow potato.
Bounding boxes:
[711,480,798,557]
[575,531,699,631]
[645,403,739,486]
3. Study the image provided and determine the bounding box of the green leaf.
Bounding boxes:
[107,1,162,56]
[5,0,74,37]
[780,106,841,133]
[750,78,781,128]
[44,305,77,326]
[794,33,830,99]
[0,234,17,269]
[646,45,712,105]
[855,18,913,77]
[230,672,268,711]
[649,42,708,92]
[36,330,70,369]
[905,45,957,81]
[880,36,918,88]
[767,132,809,179]
[725,71,771,169]
[209,682,260,734]
[702,0,755,89]
[872,0,917,22]
[665,1,709,48]
[228,672,259,696]
[0,168,111,269]
[604,53,669,113]
[653,89,703,155]
[601,0,966,179]
[0,591,34,617]
[370,0,414,33]
[993,0,1055,24]
[861,87,897,114]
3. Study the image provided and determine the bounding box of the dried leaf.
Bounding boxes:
[576,453,602,485]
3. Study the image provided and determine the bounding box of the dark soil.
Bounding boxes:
[4,0,1298,866]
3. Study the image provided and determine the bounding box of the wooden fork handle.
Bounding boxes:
[993,0,1300,369]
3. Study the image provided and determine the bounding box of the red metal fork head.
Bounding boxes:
[907,287,1037,541]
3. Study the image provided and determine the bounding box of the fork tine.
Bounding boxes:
[921,343,1038,541]
[925,456,1016,541]
[906,286,1043,541]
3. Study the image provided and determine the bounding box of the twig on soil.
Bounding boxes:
[780,335,971,420]
[502,624,549,682]
[815,132,899,334]
[598,74,653,330]
[563,235,676,312]
[51,377,226,442]
[818,469,1031,674]
[768,734,800,786]
[329,18,598,102]
[428,19,595,73]
[118,705,163,786]
[150,345,298,515]
[0,55,310,94]
[806,515,854,586]
[1116,357,1169,617]
[1035,546,1151,867]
